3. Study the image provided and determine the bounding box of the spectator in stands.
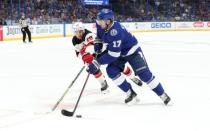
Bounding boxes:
[0,18,7,25]
[1,0,209,24]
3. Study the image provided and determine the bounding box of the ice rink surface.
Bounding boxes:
[0,31,210,131]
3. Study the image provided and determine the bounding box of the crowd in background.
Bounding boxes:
[0,0,209,25]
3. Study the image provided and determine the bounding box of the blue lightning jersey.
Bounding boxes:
[96,21,140,65]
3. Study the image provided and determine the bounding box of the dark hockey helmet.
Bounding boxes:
[97,9,114,21]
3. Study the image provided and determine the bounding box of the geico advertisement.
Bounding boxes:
[3,25,63,38]
[151,22,172,29]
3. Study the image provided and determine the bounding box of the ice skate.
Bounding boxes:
[125,89,139,105]
[123,66,143,87]
[100,80,109,94]
[160,92,171,105]
[130,76,143,86]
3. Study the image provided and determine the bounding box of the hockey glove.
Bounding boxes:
[94,37,103,54]
[82,53,94,64]
[86,60,100,74]
[80,45,87,55]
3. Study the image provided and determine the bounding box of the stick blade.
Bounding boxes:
[61,109,74,117]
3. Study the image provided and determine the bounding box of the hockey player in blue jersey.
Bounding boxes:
[87,9,171,105]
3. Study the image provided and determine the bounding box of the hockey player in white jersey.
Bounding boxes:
[72,22,108,93]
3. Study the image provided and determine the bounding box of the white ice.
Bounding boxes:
[0,31,210,131]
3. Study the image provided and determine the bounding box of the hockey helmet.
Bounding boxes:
[72,22,84,34]
[97,9,114,21]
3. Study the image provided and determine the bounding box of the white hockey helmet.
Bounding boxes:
[72,22,84,34]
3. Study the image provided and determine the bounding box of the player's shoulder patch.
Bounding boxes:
[110,29,118,36]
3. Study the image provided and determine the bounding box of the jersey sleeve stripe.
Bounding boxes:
[108,50,121,57]
[123,44,139,57]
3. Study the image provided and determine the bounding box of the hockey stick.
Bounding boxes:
[61,73,90,117]
[51,66,85,111]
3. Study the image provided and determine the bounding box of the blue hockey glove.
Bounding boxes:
[94,37,103,54]
[86,60,100,74]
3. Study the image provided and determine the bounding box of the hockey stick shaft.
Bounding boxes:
[71,73,90,115]
[52,66,85,111]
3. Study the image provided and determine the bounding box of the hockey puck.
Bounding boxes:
[76,115,82,118]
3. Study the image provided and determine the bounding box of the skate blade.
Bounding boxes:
[101,89,110,94]
[126,97,140,106]
[164,98,173,106]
